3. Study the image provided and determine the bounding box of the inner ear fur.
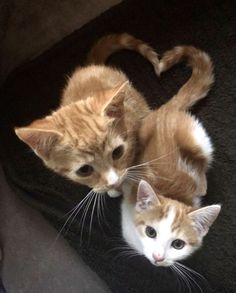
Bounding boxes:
[15,118,63,158]
[102,80,129,118]
[135,180,161,213]
[188,204,221,237]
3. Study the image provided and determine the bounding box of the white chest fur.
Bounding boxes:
[121,199,143,253]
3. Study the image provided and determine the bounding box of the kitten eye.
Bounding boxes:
[76,165,94,177]
[171,239,185,250]
[145,226,157,238]
[112,145,124,160]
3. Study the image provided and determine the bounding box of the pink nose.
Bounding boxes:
[152,253,165,262]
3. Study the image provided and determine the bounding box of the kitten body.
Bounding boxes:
[121,46,221,267]
[15,34,159,196]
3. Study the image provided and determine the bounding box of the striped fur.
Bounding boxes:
[159,45,214,110]
[14,33,160,193]
[87,34,214,111]
[15,34,214,201]
[87,33,160,75]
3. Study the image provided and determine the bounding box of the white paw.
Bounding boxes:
[107,189,122,198]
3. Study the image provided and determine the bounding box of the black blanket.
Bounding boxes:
[0,0,235,292]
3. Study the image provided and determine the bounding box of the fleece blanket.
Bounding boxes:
[0,0,235,292]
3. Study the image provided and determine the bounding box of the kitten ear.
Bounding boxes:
[15,118,63,159]
[135,180,161,213]
[102,81,129,118]
[188,205,221,237]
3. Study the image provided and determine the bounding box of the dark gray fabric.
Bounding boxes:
[0,0,121,83]
[0,166,111,293]
[0,0,235,292]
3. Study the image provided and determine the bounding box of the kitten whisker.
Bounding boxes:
[63,204,85,235]
[55,190,93,241]
[173,264,192,293]
[175,264,205,293]
[127,169,154,175]
[100,194,106,219]
[127,150,176,171]
[96,194,108,231]
[111,248,140,261]
[174,265,191,293]
[89,193,98,239]
[175,262,208,284]
[101,194,110,228]
[169,266,182,293]
[127,170,172,182]
[126,175,140,183]
[79,192,96,242]
[64,195,93,235]
[60,203,81,220]
[126,172,150,180]
[127,172,145,178]
[129,162,169,169]
[174,264,204,293]
[96,194,102,227]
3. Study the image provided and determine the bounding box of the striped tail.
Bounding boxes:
[159,46,214,111]
[88,35,214,111]
[87,33,160,76]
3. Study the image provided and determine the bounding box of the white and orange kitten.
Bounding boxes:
[122,180,220,267]
[121,46,221,266]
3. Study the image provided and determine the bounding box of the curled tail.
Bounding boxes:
[87,33,160,76]
[88,36,214,111]
[159,46,214,111]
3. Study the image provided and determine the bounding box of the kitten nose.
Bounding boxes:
[109,182,119,188]
[152,253,165,262]
[106,169,119,187]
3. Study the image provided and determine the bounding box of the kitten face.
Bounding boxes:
[61,128,135,193]
[15,82,136,194]
[136,207,199,267]
[134,180,221,267]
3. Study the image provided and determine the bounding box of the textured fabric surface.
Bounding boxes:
[0,0,121,83]
[0,0,235,292]
[0,166,110,293]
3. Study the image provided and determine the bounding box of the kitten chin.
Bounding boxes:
[107,190,122,198]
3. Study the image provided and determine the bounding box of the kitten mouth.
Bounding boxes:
[110,173,126,190]
[152,260,170,267]
[94,189,107,193]
[107,189,122,198]
[113,182,123,190]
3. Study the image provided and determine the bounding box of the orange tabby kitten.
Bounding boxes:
[15,34,160,197]
[121,46,221,267]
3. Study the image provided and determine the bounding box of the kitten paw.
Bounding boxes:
[107,189,122,198]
